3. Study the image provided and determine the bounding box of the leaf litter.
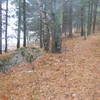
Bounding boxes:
[0,35,100,100]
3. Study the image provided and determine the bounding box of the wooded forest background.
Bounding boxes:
[0,0,100,99]
[0,0,100,54]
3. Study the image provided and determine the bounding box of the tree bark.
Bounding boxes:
[43,0,50,51]
[80,7,85,36]
[87,0,94,35]
[5,0,8,52]
[39,0,43,48]
[68,0,73,38]
[39,14,43,48]
[0,0,2,54]
[17,0,21,48]
[23,0,26,47]
[62,0,69,37]
[51,0,62,53]
[93,0,98,33]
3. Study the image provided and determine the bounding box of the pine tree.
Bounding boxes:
[0,0,2,54]
[17,0,21,48]
[68,0,73,37]
[87,0,94,35]
[5,0,8,52]
[93,0,98,33]
[51,0,62,53]
[23,0,26,47]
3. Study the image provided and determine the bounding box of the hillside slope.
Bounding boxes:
[0,34,100,100]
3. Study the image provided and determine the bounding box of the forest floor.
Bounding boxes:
[0,34,100,100]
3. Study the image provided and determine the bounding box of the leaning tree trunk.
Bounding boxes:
[0,0,2,54]
[5,0,8,52]
[23,0,26,47]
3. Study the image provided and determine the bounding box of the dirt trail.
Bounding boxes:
[0,35,100,100]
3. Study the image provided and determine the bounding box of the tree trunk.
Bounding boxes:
[62,0,69,37]
[39,0,44,48]
[0,0,2,54]
[5,0,8,52]
[23,0,26,47]
[17,0,21,48]
[51,0,62,53]
[80,7,85,36]
[39,14,43,48]
[93,0,98,33]
[68,0,73,38]
[87,0,93,35]
[43,0,50,51]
